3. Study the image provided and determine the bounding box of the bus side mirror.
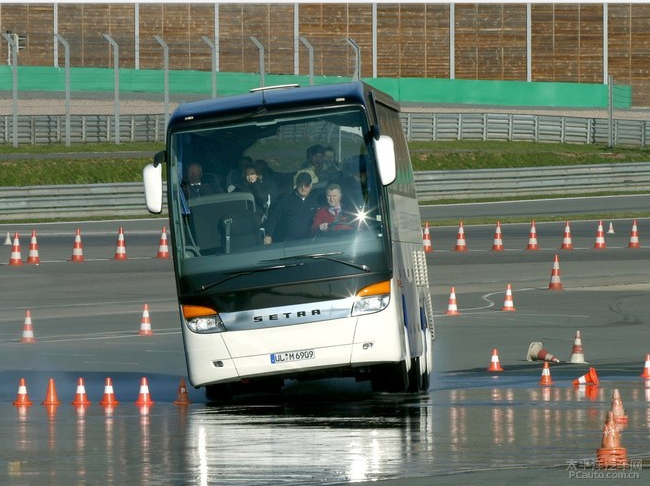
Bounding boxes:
[143,161,163,214]
[374,135,396,186]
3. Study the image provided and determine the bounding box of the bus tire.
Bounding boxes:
[370,361,409,393]
[205,383,233,403]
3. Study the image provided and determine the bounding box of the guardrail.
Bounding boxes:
[2,163,649,221]
[1,111,649,147]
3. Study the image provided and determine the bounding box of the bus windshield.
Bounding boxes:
[167,105,390,297]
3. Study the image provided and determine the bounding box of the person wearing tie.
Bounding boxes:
[311,183,353,234]
[182,162,222,199]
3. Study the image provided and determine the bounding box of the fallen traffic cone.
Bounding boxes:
[501,283,516,312]
[538,362,554,386]
[491,221,504,251]
[173,377,192,405]
[4,231,11,245]
[113,226,127,260]
[138,304,153,336]
[595,411,628,469]
[156,226,170,258]
[26,230,40,264]
[486,348,504,372]
[527,342,560,363]
[593,220,606,249]
[70,228,84,262]
[640,353,650,378]
[572,367,599,386]
[13,378,33,406]
[445,287,460,315]
[548,254,563,290]
[453,221,467,252]
[610,389,628,425]
[71,377,91,407]
[134,377,154,406]
[20,310,36,344]
[99,377,120,406]
[422,222,432,253]
[568,330,587,364]
[628,220,640,249]
[560,221,573,250]
[42,378,61,406]
[526,221,539,250]
[607,222,615,234]
[9,232,22,266]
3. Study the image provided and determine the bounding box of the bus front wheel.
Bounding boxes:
[370,361,409,393]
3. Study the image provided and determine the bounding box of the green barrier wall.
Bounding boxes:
[0,66,631,109]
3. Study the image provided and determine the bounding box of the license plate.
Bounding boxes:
[270,349,315,364]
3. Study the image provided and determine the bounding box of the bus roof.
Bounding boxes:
[168,81,398,129]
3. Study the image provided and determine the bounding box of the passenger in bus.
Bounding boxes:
[335,154,368,208]
[322,145,343,180]
[311,183,353,234]
[226,160,277,222]
[301,144,341,183]
[182,162,223,199]
[263,171,319,244]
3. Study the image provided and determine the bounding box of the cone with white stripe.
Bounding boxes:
[538,362,554,386]
[422,222,432,253]
[593,220,606,249]
[70,228,85,262]
[71,377,91,407]
[134,377,154,406]
[26,230,40,264]
[607,222,615,234]
[138,303,153,336]
[454,221,467,252]
[486,348,503,372]
[568,330,587,364]
[9,232,22,266]
[4,231,12,245]
[640,353,650,379]
[501,283,516,312]
[113,226,127,260]
[13,378,33,407]
[99,377,120,407]
[445,287,460,315]
[572,367,599,386]
[560,221,573,250]
[548,254,563,290]
[156,226,170,258]
[526,221,539,250]
[20,310,36,344]
[527,342,560,363]
[628,220,639,249]
[491,221,504,251]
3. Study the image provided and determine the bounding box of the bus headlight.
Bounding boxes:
[183,305,226,333]
[351,280,390,316]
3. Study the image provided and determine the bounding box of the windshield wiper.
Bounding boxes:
[197,262,304,292]
[260,252,371,273]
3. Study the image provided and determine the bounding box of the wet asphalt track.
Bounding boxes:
[0,215,649,485]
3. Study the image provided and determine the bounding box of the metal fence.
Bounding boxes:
[3,163,649,222]
[1,111,648,147]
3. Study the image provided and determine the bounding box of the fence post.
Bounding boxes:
[346,38,361,81]
[201,36,218,98]
[1,32,19,147]
[298,36,314,86]
[608,74,614,148]
[154,35,170,128]
[250,36,265,88]
[54,34,71,146]
[103,34,121,145]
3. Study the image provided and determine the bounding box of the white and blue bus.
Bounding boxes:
[143,82,434,401]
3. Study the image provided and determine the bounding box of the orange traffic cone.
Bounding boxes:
[628,220,640,249]
[26,230,40,264]
[454,221,467,252]
[445,287,460,315]
[422,222,432,253]
[568,330,587,364]
[491,221,504,251]
[157,226,170,258]
[13,378,33,407]
[501,283,516,312]
[526,221,539,250]
[113,226,127,260]
[134,377,154,406]
[595,411,628,469]
[42,378,61,406]
[20,310,36,344]
[486,348,504,372]
[527,342,560,363]
[573,367,599,386]
[548,254,563,290]
[560,221,573,250]
[99,377,120,406]
[138,304,153,336]
[610,389,628,425]
[538,362,554,386]
[71,377,92,407]
[640,353,650,379]
[70,228,84,262]
[173,377,192,405]
[9,232,22,266]
[593,220,606,249]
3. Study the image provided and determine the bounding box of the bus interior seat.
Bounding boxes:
[187,193,256,255]
[221,209,263,253]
